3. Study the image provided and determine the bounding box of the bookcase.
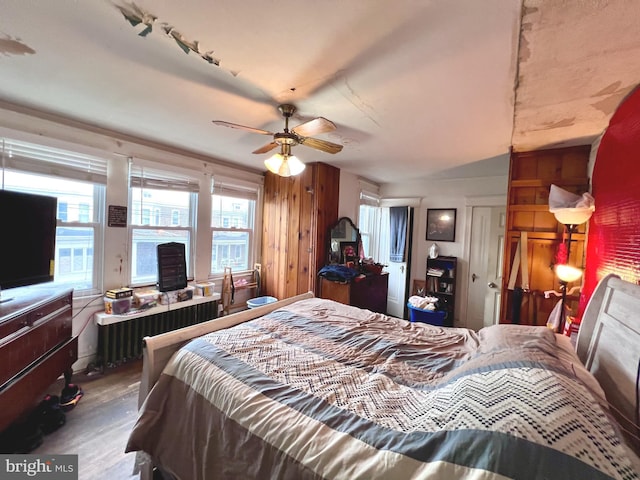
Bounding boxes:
[425,256,457,326]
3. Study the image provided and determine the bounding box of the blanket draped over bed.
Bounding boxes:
[126,298,639,480]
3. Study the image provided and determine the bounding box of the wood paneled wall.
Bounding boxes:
[262,162,339,300]
[500,146,590,325]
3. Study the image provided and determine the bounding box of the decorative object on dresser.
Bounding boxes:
[0,285,78,433]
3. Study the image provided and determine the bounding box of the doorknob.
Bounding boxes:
[472,273,478,282]
[400,265,405,273]
[488,282,497,288]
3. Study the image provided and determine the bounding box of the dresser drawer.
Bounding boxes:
[0,336,78,432]
[0,301,72,387]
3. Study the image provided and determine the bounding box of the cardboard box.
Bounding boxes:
[195,282,215,297]
[105,287,134,299]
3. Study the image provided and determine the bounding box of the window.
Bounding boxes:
[79,203,90,222]
[129,160,199,286]
[358,182,384,262]
[58,202,68,221]
[1,138,107,295]
[211,178,259,275]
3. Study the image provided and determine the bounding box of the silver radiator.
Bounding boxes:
[97,300,218,367]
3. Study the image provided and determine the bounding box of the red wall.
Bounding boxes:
[581,85,640,312]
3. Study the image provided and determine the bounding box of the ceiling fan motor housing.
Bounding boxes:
[274,132,298,146]
[278,104,296,118]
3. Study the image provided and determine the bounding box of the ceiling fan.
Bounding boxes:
[212,104,343,177]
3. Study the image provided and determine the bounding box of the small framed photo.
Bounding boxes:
[426,208,457,242]
[340,241,358,264]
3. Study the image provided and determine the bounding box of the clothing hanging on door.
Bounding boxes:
[389,206,408,263]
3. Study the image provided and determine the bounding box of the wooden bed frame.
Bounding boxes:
[136,275,640,478]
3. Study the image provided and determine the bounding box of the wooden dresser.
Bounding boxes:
[319,273,389,314]
[0,285,77,432]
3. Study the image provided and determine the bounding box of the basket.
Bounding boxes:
[247,296,278,309]
[407,302,447,326]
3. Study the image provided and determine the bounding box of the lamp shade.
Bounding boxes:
[264,153,305,177]
[555,264,583,283]
[551,208,594,225]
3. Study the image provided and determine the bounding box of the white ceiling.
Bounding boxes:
[1,0,639,184]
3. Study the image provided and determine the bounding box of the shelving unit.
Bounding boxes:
[425,255,457,327]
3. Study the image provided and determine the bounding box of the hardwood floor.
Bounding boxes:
[32,360,143,480]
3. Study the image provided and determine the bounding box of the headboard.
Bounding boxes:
[577,274,640,446]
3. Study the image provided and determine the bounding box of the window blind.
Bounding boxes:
[1,138,108,184]
[212,175,259,200]
[129,158,200,193]
[359,179,381,206]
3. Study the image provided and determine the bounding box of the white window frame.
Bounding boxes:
[210,177,260,278]
[0,137,107,297]
[128,159,199,287]
[358,180,383,261]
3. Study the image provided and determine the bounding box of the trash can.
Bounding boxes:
[247,296,278,309]
[407,302,447,326]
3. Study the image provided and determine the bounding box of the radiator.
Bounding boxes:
[97,300,218,367]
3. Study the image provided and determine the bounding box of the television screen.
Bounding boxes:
[0,190,57,290]
[157,242,187,292]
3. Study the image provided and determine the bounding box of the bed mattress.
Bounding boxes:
[126,297,639,479]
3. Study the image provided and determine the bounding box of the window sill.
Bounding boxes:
[94,293,221,326]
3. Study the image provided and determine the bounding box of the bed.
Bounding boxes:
[126,274,640,479]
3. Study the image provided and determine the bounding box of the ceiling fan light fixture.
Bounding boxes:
[265,153,305,177]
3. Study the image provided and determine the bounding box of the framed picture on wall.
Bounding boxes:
[426,208,457,242]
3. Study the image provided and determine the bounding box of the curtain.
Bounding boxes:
[389,206,408,263]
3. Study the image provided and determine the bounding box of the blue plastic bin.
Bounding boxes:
[247,296,278,309]
[407,302,447,326]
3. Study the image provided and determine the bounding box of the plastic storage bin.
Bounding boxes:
[407,302,447,326]
[104,296,132,315]
[247,296,278,309]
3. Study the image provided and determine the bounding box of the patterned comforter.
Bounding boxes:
[126,297,639,479]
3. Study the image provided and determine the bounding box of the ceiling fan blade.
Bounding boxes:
[212,120,273,136]
[291,117,336,137]
[299,137,343,154]
[252,142,279,154]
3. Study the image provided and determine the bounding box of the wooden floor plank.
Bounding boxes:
[31,360,142,480]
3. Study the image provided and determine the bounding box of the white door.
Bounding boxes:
[384,207,412,319]
[466,206,506,330]
[387,261,407,318]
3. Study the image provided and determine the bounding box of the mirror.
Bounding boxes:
[328,217,362,264]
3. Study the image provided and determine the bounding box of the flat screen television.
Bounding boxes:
[0,189,57,290]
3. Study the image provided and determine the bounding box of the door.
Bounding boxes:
[466,206,506,330]
[386,207,413,318]
[387,262,407,317]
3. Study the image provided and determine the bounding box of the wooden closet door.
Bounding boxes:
[262,163,339,300]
